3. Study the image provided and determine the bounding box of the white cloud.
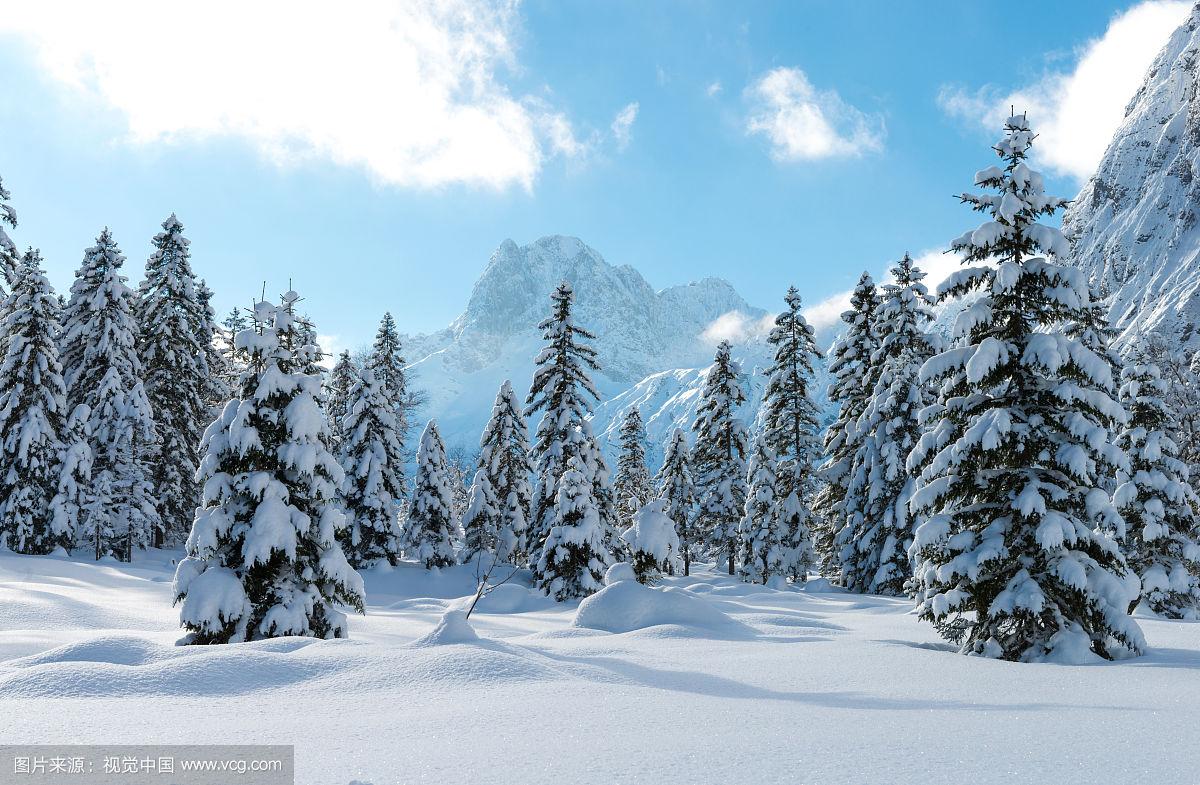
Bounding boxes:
[745,67,884,161]
[0,0,591,190]
[706,81,723,98]
[611,102,639,151]
[938,0,1190,181]
[700,310,776,345]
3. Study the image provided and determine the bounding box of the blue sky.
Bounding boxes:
[0,0,1190,353]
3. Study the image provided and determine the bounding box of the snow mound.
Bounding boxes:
[410,610,479,647]
[471,583,551,614]
[573,572,754,638]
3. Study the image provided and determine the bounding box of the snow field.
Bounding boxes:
[1,549,1198,785]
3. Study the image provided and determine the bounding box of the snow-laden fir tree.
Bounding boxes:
[196,279,230,418]
[217,307,250,394]
[0,175,18,290]
[524,281,610,564]
[692,340,749,575]
[777,491,815,583]
[836,254,939,595]
[326,350,358,449]
[337,367,405,568]
[459,469,502,566]
[908,114,1143,661]
[84,470,116,562]
[655,429,697,575]
[612,408,652,530]
[1113,354,1200,618]
[60,229,160,559]
[815,273,879,574]
[445,445,475,523]
[173,291,364,644]
[477,380,532,563]
[137,214,211,545]
[763,287,823,498]
[53,397,93,555]
[0,251,71,553]
[537,447,609,600]
[738,436,782,585]
[402,420,457,569]
[367,312,410,442]
[622,499,681,584]
[1141,335,1200,480]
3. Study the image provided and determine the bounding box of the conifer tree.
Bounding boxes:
[763,287,823,498]
[173,290,364,644]
[217,307,250,393]
[459,469,502,566]
[326,350,358,449]
[537,449,609,600]
[337,367,405,567]
[908,115,1143,661]
[738,436,782,584]
[477,380,533,563]
[656,429,697,575]
[692,340,749,575]
[53,404,93,554]
[196,279,230,417]
[622,499,681,584]
[0,176,19,291]
[525,282,611,565]
[612,408,652,531]
[0,251,71,554]
[836,254,938,595]
[815,273,879,575]
[1113,355,1200,618]
[778,491,815,583]
[137,215,210,545]
[368,312,410,441]
[402,420,457,569]
[61,229,160,559]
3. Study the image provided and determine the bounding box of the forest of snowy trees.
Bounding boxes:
[0,113,1198,662]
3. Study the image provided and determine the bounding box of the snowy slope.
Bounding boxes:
[404,235,768,452]
[2,549,1199,785]
[1063,5,1200,346]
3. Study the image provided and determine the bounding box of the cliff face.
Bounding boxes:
[1063,4,1200,346]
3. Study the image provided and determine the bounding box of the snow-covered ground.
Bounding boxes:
[1,550,1197,785]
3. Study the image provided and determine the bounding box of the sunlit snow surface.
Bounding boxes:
[1,549,1197,784]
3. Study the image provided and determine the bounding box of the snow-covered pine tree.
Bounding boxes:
[60,229,160,559]
[196,279,230,418]
[1113,354,1200,618]
[137,215,210,546]
[337,367,405,568]
[622,499,681,584]
[537,450,609,600]
[173,291,364,644]
[0,175,18,290]
[738,436,782,585]
[402,420,457,569]
[477,380,533,563]
[445,445,476,523]
[367,312,410,441]
[1141,335,1200,480]
[655,429,697,575]
[218,307,250,394]
[524,281,607,564]
[326,350,358,449]
[814,273,879,576]
[763,287,823,498]
[459,469,502,566]
[0,250,70,554]
[51,398,93,555]
[836,254,939,595]
[612,408,652,530]
[777,491,815,583]
[84,470,116,562]
[691,340,749,575]
[908,114,1143,661]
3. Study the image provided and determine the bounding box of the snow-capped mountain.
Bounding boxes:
[1063,4,1200,347]
[404,235,769,456]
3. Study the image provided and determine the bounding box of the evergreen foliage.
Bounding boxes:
[402,420,457,569]
[738,436,782,585]
[612,408,652,531]
[655,429,697,575]
[477,380,532,564]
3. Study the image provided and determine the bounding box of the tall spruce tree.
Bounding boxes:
[337,367,405,567]
[477,380,533,564]
[368,313,410,442]
[537,448,609,600]
[815,273,879,577]
[459,469,502,566]
[137,215,210,545]
[173,290,364,644]
[738,436,782,585]
[217,307,250,394]
[612,408,652,531]
[1113,355,1200,618]
[524,281,611,567]
[763,286,823,499]
[326,350,358,449]
[61,229,160,559]
[53,404,93,555]
[908,114,1143,661]
[402,420,457,569]
[836,254,938,595]
[656,429,696,575]
[692,340,749,575]
[0,251,72,553]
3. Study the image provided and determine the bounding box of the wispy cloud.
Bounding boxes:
[611,102,639,151]
[700,310,776,345]
[745,67,884,162]
[706,81,723,98]
[937,0,1190,181]
[0,0,593,191]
